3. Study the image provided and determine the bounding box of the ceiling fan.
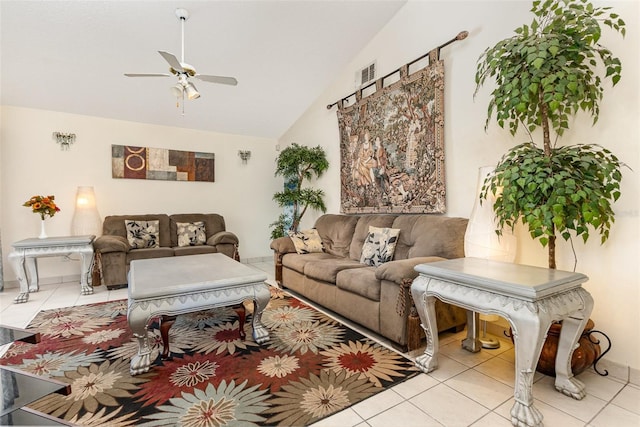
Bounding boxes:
[125,8,237,105]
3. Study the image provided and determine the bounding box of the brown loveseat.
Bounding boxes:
[270,214,468,350]
[93,213,239,289]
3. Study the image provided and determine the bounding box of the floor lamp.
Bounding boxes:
[71,186,102,237]
[464,166,517,349]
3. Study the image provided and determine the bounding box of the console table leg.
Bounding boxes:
[9,253,30,303]
[25,258,39,293]
[510,317,548,427]
[411,281,439,373]
[79,247,94,295]
[251,285,271,344]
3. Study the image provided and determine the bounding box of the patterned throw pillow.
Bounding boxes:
[360,226,401,266]
[125,220,160,249]
[288,229,324,254]
[176,221,207,247]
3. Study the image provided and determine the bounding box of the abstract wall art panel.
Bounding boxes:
[111,145,215,182]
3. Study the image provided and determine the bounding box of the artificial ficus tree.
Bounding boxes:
[475,0,626,269]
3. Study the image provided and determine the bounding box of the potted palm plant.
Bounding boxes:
[474,0,626,376]
[475,0,626,269]
[270,143,329,239]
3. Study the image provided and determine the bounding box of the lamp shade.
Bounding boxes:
[464,166,517,262]
[71,186,101,236]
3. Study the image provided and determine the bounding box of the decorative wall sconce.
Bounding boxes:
[53,132,76,150]
[238,150,251,164]
[71,186,102,236]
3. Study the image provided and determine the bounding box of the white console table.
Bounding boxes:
[8,235,95,303]
[411,257,593,427]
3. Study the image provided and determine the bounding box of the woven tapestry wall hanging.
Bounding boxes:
[111,145,215,182]
[337,59,445,213]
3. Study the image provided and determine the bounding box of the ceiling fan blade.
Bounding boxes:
[195,75,238,86]
[124,73,171,77]
[158,51,184,72]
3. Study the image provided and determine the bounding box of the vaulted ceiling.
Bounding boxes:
[1,1,405,139]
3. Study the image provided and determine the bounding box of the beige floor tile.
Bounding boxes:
[576,369,626,401]
[426,353,470,382]
[445,369,514,409]
[473,356,515,387]
[532,376,607,422]
[439,340,495,367]
[611,384,640,415]
[367,401,441,427]
[409,383,490,426]
[310,407,364,427]
[351,389,404,420]
[470,411,512,426]
[591,403,640,427]
[494,398,586,427]
[391,373,439,399]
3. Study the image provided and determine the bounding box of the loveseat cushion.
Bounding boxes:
[303,258,365,283]
[315,214,359,258]
[176,221,207,247]
[336,267,380,301]
[125,220,160,249]
[126,247,174,263]
[102,214,172,247]
[349,214,397,261]
[169,214,227,247]
[174,246,217,256]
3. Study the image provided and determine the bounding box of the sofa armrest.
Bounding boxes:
[375,256,446,285]
[207,231,238,246]
[270,236,296,255]
[93,235,129,254]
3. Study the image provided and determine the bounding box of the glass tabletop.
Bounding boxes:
[0,365,70,417]
[0,325,40,347]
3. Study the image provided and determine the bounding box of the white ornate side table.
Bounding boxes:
[8,235,95,303]
[127,253,271,375]
[411,257,593,427]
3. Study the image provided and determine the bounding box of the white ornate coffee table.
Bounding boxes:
[127,253,271,375]
[8,235,95,303]
[411,257,593,427]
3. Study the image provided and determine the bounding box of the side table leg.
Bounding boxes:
[509,316,549,427]
[554,290,593,400]
[79,246,94,295]
[411,278,439,373]
[8,252,30,303]
[251,284,271,344]
[25,257,39,293]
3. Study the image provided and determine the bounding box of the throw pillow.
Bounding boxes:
[288,229,324,254]
[360,226,401,266]
[125,220,160,249]
[176,221,207,247]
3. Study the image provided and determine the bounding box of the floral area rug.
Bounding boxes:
[0,287,418,426]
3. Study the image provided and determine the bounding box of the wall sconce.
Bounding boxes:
[71,186,102,237]
[238,150,251,164]
[53,132,76,150]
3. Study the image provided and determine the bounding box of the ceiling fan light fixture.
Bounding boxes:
[170,84,183,98]
[185,82,200,100]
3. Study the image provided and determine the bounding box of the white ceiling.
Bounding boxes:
[0,1,405,139]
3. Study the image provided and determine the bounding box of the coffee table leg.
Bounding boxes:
[129,311,152,375]
[160,315,177,359]
[251,285,270,344]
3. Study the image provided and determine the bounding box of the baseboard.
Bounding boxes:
[241,256,272,264]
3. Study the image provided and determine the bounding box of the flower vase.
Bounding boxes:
[39,220,47,239]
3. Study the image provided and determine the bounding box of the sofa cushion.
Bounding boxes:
[349,214,397,261]
[126,247,174,263]
[360,226,400,266]
[176,221,207,247]
[315,214,359,258]
[102,214,171,247]
[174,245,217,256]
[288,229,324,254]
[303,258,365,284]
[336,267,380,301]
[392,215,468,260]
[282,252,336,275]
[125,220,160,249]
[170,214,227,247]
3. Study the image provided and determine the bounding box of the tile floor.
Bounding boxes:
[1,259,638,427]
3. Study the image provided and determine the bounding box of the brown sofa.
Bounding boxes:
[270,213,469,350]
[93,213,239,289]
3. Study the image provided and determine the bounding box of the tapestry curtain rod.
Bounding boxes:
[326,30,469,110]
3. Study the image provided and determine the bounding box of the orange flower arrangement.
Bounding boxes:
[23,195,61,220]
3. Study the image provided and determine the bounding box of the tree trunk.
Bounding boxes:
[540,92,556,269]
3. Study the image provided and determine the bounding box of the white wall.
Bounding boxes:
[280,1,640,372]
[1,106,283,282]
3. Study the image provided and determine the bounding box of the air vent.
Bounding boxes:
[355,61,376,88]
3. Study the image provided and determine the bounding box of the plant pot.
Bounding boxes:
[510,319,601,376]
